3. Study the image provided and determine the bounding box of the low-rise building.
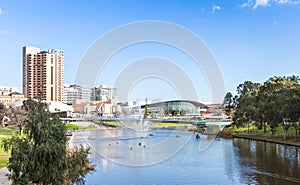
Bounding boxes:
[72,99,118,117]
[0,86,25,108]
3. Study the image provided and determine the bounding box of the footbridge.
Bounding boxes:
[98,117,232,126]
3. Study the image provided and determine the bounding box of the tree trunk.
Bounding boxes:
[19,126,23,136]
[295,127,299,141]
[248,120,250,134]
[263,122,266,135]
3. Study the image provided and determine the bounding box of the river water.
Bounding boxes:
[71,129,300,185]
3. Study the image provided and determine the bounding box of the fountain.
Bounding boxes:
[136,106,151,138]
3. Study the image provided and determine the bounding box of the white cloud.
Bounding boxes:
[277,0,290,3]
[241,2,249,8]
[276,0,300,4]
[253,0,269,9]
[212,4,221,12]
[241,0,300,9]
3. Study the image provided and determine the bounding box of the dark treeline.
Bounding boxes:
[224,75,300,140]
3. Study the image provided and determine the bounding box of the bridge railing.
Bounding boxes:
[97,116,232,125]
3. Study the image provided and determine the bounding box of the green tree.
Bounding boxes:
[223,92,237,118]
[279,86,300,140]
[0,103,6,123]
[5,106,28,135]
[233,81,260,130]
[260,76,299,135]
[179,109,186,116]
[144,104,149,119]
[65,146,92,185]
[165,109,170,116]
[2,100,92,185]
[172,109,179,116]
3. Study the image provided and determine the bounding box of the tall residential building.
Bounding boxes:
[62,84,90,105]
[22,46,64,101]
[91,84,118,104]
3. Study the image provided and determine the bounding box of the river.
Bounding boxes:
[71,129,300,185]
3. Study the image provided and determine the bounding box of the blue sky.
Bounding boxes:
[0,0,300,102]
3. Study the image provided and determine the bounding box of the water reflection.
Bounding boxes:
[75,128,192,166]
[71,129,300,185]
[233,139,300,185]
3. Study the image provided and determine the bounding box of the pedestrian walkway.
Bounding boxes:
[0,167,11,185]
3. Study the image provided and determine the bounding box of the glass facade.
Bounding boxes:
[146,100,203,117]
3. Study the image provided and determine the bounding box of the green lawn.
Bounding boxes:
[0,126,19,168]
[103,121,191,128]
[103,121,125,127]
[151,122,191,127]
[65,123,86,130]
[232,125,297,135]
[230,124,300,146]
[0,152,9,168]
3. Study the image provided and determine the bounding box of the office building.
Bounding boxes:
[62,84,90,105]
[91,84,118,104]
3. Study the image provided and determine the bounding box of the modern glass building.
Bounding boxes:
[142,100,206,117]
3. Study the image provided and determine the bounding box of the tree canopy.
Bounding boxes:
[2,99,93,185]
[224,75,300,139]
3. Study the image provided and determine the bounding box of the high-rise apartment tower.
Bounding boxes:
[22,46,64,101]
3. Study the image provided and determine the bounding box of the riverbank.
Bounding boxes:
[102,121,194,129]
[233,134,300,147]
[210,124,299,147]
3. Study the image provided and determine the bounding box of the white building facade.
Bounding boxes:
[63,84,90,105]
[90,84,118,104]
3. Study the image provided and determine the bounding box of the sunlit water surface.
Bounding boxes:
[71,129,300,185]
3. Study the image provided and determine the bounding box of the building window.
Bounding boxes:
[51,66,53,85]
[51,87,53,101]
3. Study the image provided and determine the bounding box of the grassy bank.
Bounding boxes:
[151,122,191,128]
[102,121,125,127]
[65,123,87,130]
[0,126,19,168]
[102,121,192,128]
[225,125,300,147]
[233,134,300,147]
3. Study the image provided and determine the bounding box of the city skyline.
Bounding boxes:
[1,0,300,102]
